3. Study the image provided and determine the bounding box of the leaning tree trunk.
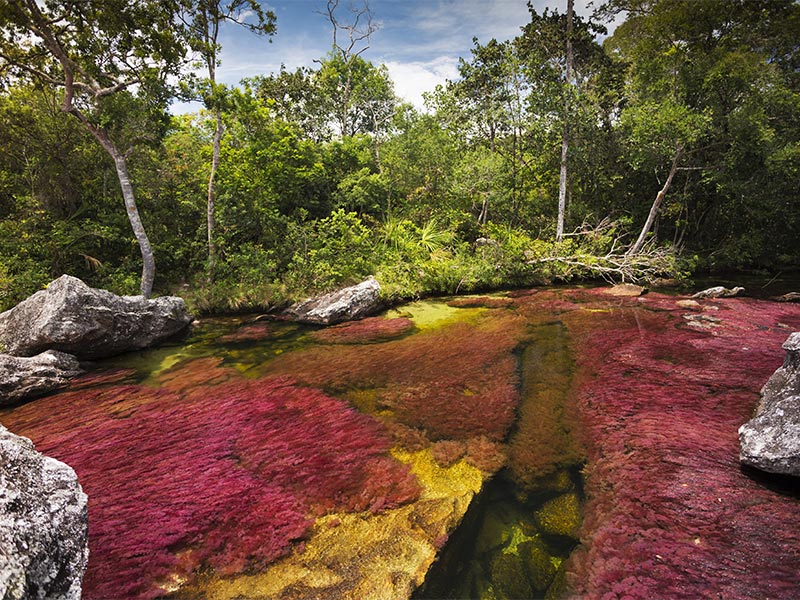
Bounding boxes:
[627,143,683,256]
[90,128,155,297]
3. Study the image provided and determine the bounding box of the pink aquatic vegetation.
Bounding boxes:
[562,294,800,599]
[2,368,419,600]
[263,315,525,441]
[309,316,415,344]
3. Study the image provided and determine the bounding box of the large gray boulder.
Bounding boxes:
[0,275,192,359]
[739,332,800,476]
[0,351,82,407]
[0,425,89,599]
[284,276,382,325]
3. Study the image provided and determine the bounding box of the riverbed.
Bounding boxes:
[2,286,799,599]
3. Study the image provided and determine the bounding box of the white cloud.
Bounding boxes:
[383,57,460,110]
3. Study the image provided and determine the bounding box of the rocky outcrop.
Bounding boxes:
[283,276,382,325]
[0,425,89,599]
[739,332,800,476]
[692,285,745,299]
[0,351,82,407]
[0,275,192,359]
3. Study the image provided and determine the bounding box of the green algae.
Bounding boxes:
[414,471,582,600]
[386,299,484,330]
[93,316,315,385]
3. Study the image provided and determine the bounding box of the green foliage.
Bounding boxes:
[284,209,375,293]
[0,0,797,311]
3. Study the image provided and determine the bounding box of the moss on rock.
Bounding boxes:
[534,492,582,539]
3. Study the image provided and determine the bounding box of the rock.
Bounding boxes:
[676,299,702,310]
[0,351,82,407]
[490,552,534,600]
[0,424,88,599]
[519,539,557,592]
[774,292,800,303]
[739,332,800,476]
[603,283,647,297]
[682,313,722,329]
[283,276,382,325]
[534,492,582,539]
[0,275,193,359]
[691,286,745,299]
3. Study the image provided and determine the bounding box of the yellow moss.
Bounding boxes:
[391,448,483,500]
[534,492,582,539]
[178,449,485,600]
[385,300,483,330]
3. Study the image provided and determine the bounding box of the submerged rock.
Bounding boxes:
[534,492,582,539]
[0,424,88,600]
[691,285,745,299]
[284,276,382,325]
[774,292,800,303]
[0,275,192,359]
[0,351,82,406]
[603,283,647,297]
[739,332,800,476]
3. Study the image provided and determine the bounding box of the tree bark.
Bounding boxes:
[556,0,574,242]
[111,150,156,297]
[627,143,683,255]
[207,108,222,276]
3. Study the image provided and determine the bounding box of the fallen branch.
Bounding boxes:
[528,243,680,284]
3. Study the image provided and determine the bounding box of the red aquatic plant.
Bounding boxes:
[2,373,419,599]
[563,294,800,599]
[263,315,526,441]
[431,439,467,467]
[218,321,274,343]
[446,296,515,309]
[309,316,415,344]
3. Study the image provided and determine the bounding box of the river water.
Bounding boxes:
[3,286,800,599]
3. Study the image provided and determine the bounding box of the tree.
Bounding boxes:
[601,0,799,261]
[182,0,275,276]
[556,0,574,241]
[0,0,187,297]
[320,0,382,137]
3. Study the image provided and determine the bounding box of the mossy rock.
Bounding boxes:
[544,561,568,599]
[515,469,576,504]
[534,492,581,539]
[490,552,534,600]
[519,539,557,592]
[476,510,513,555]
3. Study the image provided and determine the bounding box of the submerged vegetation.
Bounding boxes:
[1,1,798,311]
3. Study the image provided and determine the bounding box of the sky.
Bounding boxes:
[173,0,608,113]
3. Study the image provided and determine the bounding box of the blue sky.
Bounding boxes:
[174,0,606,113]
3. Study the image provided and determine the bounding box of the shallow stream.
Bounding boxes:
[6,287,799,599]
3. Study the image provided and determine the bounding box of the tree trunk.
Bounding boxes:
[556,0,574,242]
[111,151,156,297]
[207,108,222,276]
[77,120,156,297]
[627,143,683,256]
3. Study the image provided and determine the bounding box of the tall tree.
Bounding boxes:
[183,1,275,276]
[320,0,380,137]
[556,0,574,241]
[0,0,186,297]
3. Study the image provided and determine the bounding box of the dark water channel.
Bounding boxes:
[415,321,584,600]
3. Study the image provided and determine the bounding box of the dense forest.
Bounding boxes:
[1,0,798,313]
